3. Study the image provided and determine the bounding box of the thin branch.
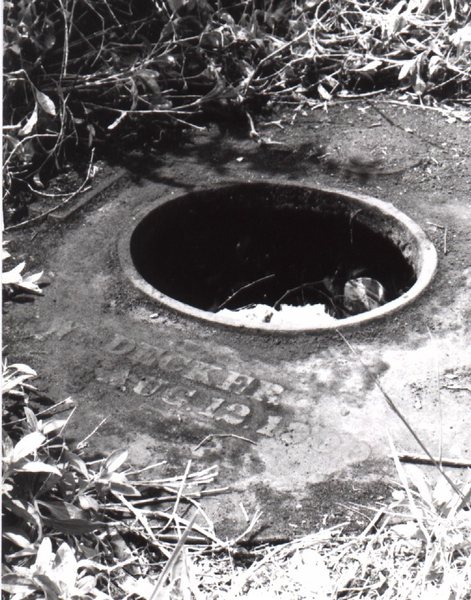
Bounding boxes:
[242,30,309,92]
[395,453,471,469]
[149,512,199,600]
[75,415,108,451]
[193,433,257,452]
[273,279,334,310]
[160,460,192,535]
[4,149,95,231]
[216,274,275,311]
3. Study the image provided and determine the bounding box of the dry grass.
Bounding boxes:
[4,0,471,211]
[176,464,471,599]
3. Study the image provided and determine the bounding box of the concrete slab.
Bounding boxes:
[5,99,471,540]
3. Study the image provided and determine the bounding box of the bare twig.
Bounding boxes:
[130,487,229,504]
[75,415,108,450]
[193,433,257,452]
[231,508,263,546]
[160,460,192,535]
[4,149,96,231]
[217,274,275,311]
[365,99,409,132]
[427,221,448,254]
[274,279,334,310]
[394,453,471,469]
[242,30,309,92]
[149,512,199,600]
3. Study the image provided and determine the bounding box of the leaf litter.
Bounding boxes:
[3,0,471,212]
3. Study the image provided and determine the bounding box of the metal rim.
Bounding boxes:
[119,182,437,333]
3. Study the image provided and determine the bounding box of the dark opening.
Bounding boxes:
[130,183,416,318]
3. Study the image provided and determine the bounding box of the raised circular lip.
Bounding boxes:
[119,181,437,333]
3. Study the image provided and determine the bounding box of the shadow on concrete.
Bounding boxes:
[99,115,328,187]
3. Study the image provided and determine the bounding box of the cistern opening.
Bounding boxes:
[122,182,437,331]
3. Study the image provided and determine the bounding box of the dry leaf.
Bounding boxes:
[318,83,331,101]
[34,88,57,116]
[18,105,38,136]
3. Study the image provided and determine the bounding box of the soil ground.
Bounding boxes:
[4,92,471,541]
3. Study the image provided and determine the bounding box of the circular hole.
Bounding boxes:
[121,182,437,331]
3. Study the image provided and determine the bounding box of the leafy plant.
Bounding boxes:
[3,0,471,218]
[1,359,236,598]
[2,244,43,298]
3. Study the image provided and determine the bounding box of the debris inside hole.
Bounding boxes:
[218,276,387,326]
[130,183,417,323]
[218,303,337,328]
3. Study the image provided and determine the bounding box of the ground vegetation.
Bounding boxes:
[3,0,471,219]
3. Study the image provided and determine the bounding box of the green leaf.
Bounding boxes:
[42,516,105,534]
[11,431,45,462]
[120,576,156,599]
[52,542,78,594]
[1,482,13,495]
[398,59,414,80]
[318,83,331,101]
[432,477,455,514]
[103,449,128,474]
[103,471,141,496]
[78,494,100,512]
[64,450,89,478]
[109,480,141,497]
[75,574,97,593]
[34,536,54,572]
[17,272,43,295]
[2,497,39,526]
[24,271,43,284]
[1,574,36,595]
[356,59,382,73]
[18,461,62,476]
[2,529,31,549]
[9,363,37,376]
[2,431,14,456]
[24,406,39,431]
[33,571,62,599]
[37,499,87,521]
[2,374,32,393]
[407,465,434,510]
[42,417,67,435]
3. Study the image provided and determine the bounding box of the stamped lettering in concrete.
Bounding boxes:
[101,332,286,436]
